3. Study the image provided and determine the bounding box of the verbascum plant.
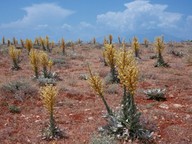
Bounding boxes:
[7,39,11,46]
[61,38,65,55]
[116,46,143,140]
[45,36,51,52]
[51,41,55,49]
[29,49,40,78]
[40,84,62,139]
[154,36,169,67]
[40,38,46,51]
[88,65,113,116]
[39,51,52,78]
[13,37,17,45]
[103,37,108,45]
[118,36,121,44]
[103,44,119,83]
[9,45,21,70]
[25,39,33,54]
[20,39,25,48]
[144,38,149,48]
[132,37,140,58]
[2,36,5,45]
[93,37,96,44]
[109,34,113,44]
[34,37,40,46]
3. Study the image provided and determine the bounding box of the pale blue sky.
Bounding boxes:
[0,0,192,42]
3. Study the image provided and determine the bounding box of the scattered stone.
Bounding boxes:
[159,103,169,109]
[173,104,183,108]
[88,117,93,121]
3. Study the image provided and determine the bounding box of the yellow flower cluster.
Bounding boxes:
[39,52,51,67]
[88,65,103,96]
[116,45,138,95]
[29,49,40,71]
[61,38,65,54]
[103,44,116,67]
[154,37,165,54]
[40,84,57,114]
[25,39,33,53]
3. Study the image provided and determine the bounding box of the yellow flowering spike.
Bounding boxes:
[9,45,21,61]
[25,39,33,53]
[61,38,65,55]
[154,37,165,54]
[132,36,140,57]
[40,84,57,114]
[29,49,40,77]
[103,44,116,67]
[39,51,49,67]
[116,47,138,95]
[88,65,103,96]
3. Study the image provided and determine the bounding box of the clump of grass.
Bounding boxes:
[40,84,64,140]
[154,37,169,67]
[132,36,140,58]
[45,36,51,52]
[9,45,21,70]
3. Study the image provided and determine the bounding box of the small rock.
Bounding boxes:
[159,103,169,109]
[88,117,93,120]
[173,104,183,108]
[186,114,190,119]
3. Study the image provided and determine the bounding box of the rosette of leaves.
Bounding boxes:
[154,37,169,67]
[143,88,166,101]
[29,49,40,78]
[40,84,63,140]
[88,65,113,116]
[103,44,119,83]
[9,45,21,70]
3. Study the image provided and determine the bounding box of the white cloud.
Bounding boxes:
[97,0,182,31]
[0,3,74,29]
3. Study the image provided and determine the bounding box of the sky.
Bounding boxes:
[0,0,192,42]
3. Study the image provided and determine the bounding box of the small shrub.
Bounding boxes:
[9,105,21,113]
